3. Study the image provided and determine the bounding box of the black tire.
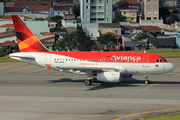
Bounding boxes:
[145,80,150,84]
[85,80,92,86]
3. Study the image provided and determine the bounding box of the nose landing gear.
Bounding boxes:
[144,74,150,84]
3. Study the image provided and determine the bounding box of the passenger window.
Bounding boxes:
[55,59,56,60]
[74,59,76,61]
[88,59,90,61]
[97,59,98,61]
[94,59,96,61]
[107,60,109,61]
[71,59,73,61]
[139,60,141,62]
[91,59,93,61]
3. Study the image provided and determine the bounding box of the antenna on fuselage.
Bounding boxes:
[144,50,146,53]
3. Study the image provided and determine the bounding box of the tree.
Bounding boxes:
[169,14,179,24]
[171,10,179,14]
[97,35,118,50]
[0,46,12,57]
[116,11,127,23]
[72,5,80,18]
[55,29,93,51]
[53,27,67,32]
[159,7,170,23]
[77,24,82,30]
[50,16,64,32]
[50,15,63,22]
[135,33,150,41]
[159,7,170,17]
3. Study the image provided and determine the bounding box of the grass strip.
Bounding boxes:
[144,113,180,120]
[0,56,18,62]
[127,49,180,58]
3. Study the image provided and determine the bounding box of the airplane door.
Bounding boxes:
[45,54,51,65]
[143,55,149,67]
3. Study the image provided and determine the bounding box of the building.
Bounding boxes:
[5,0,52,13]
[0,30,16,44]
[80,0,113,23]
[99,23,121,35]
[124,41,147,50]
[0,1,4,17]
[119,8,138,23]
[147,37,176,49]
[176,31,180,48]
[0,15,50,36]
[61,14,77,28]
[144,0,159,20]
[161,0,177,7]
[73,0,80,5]
[82,23,99,40]
[122,26,162,34]
[116,0,140,14]
[53,6,73,17]
[0,41,17,51]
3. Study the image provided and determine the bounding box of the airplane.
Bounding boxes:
[9,15,175,86]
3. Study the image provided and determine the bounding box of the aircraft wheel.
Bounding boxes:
[85,80,92,86]
[145,80,150,84]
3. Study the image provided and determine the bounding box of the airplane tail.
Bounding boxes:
[12,15,49,52]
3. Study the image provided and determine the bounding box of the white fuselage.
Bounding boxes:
[10,52,175,75]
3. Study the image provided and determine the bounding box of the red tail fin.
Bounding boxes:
[12,15,49,52]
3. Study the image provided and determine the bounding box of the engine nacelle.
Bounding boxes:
[94,72,122,83]
[122,74,133,78]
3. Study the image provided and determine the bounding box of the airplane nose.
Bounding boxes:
[168,63,175,72]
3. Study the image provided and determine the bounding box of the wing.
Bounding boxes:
[55,66,127,74]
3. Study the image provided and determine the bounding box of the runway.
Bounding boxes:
[0,58,180,120]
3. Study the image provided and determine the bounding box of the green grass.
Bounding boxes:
[0,56,18,62]
[131,49,180,58]
[144,113,180,120]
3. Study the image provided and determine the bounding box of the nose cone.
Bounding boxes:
[167,63,175,72]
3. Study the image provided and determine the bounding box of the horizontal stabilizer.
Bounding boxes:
[9,54,34,59]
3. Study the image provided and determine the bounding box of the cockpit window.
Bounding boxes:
[160,59,163,62]
[156,59,167,63]
[163,59,167,62]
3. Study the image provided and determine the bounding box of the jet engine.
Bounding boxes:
[93,72,122,83]
[122,74,133,78]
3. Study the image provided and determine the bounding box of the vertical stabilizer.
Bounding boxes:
[12,15,49,52]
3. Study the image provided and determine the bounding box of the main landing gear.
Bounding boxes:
[84,79,92,86]
[144,74,150,84]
